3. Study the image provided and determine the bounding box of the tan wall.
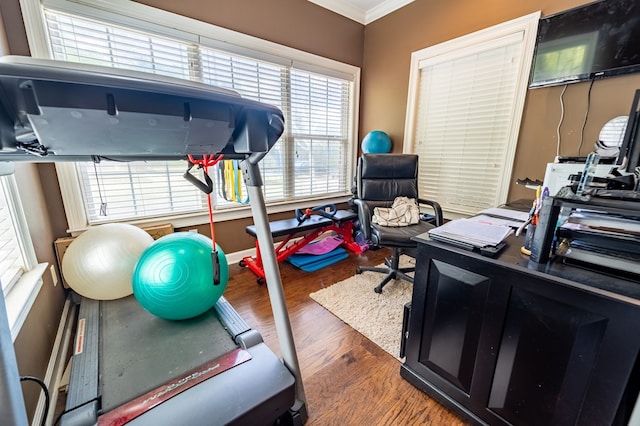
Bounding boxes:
[11,164,66,423]
[0,6,8,55]
[361,0,640,202]
[0,0,29,56]
[134,0,364,67]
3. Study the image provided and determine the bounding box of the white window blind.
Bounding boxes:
[0,176,37,295]
[405,13,540,216]
[46,11,193,79]
[0,187,25,294]
[77,161,209,221]
[41,7,356,226]
[0,172,46,341]
[289,70,351,199]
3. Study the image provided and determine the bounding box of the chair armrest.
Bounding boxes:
[418,198,443,227]
[353,198,373,240]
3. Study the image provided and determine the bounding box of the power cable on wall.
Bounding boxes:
[556,84,568,158]
[578,79,595,156]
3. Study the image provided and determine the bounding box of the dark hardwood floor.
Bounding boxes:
[224,248,469,426]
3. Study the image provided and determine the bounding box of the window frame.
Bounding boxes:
[403,12,540,218]
[19,0,360,233]
[0,172,47,341]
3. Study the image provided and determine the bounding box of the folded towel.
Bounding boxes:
[296,236,343,255]
[372,196,420,227]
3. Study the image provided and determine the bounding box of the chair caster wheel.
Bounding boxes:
[239,259,247,267]
[374,286,382,294]
[356,268,363,274]
[257,277,266,286]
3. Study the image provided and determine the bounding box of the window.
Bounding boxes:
[404,13,540,216]
[0,178,30,295]
[0,173,45,341]
[21,0,358,231]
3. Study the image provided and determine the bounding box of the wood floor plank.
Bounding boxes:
[224,248,470,425]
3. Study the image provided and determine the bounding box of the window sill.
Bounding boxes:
[5,263,48,342]
[70,194,354,235]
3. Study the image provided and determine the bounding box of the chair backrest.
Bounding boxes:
[357,154,419,203]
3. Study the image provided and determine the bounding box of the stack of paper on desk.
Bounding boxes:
[428,219,513,248]
[467,214,525,229]
[556,211,640,259]
[479,207,530,222]
[564,212,640,236]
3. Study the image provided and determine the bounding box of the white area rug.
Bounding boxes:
[309,256,414,360]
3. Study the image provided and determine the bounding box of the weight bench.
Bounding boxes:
[242,210,363,284]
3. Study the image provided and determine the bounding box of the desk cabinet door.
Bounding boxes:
[485,279,640,426]
[487,286,606,424]
[419,259,491,394]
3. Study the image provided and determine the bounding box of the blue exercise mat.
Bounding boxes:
[286,248,349,272]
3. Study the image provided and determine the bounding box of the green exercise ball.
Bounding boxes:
[132,232,229,320]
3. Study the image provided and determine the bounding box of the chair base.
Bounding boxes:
[356,247,414,293]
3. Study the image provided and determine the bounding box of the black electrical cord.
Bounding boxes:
[20,375,49,426]
[578,78,595,156]
[556,84,568,158]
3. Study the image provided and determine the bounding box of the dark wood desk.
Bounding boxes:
[401,233,640,425]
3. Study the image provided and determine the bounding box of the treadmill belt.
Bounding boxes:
[100,296,237,412]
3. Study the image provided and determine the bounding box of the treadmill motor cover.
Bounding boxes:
[0,56,285,162]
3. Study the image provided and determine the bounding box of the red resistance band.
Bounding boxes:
[187,154,224,285]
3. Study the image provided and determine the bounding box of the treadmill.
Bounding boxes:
[0,56,307,425]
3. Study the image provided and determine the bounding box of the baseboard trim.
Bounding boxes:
[225,236,303,266]
[226,247,255,265]
[33,296,76,426]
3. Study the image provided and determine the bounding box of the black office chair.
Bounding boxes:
[353,154,443,293]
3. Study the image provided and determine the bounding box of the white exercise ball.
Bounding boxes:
[62,223,154,300]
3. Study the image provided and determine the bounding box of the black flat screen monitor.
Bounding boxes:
[530,0,640,88]
[617,89,640,173]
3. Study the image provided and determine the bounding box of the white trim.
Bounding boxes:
[3,175,38,269]
[349,68,362,181]
[5,263,47,342]
[64,194,353,236]
[54,163,89,234]
[33,297,76,426]
[308,0,367,24]
[417,31,524,68]
[365,0,414,25]
[0,163,14,176]
[18,0,50,58]
[226,247,256,266]
[630,392,640,426]
[307,0,414,25]
[412,13,538,62]
[227,236,305,265]
[44,0,199,43]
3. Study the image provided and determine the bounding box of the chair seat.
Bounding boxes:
[371,220,434,248]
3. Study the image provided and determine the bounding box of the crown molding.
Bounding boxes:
[365,0,414,24]
[308,0,414,25]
